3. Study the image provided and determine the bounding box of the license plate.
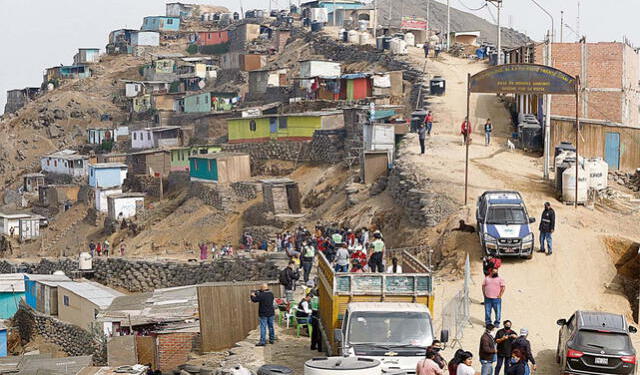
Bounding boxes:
[502,248,516,253]
[594,357,608,365]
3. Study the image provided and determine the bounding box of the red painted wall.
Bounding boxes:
[197,31,229,46]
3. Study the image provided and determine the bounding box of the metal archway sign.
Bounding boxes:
[469,64,577,94]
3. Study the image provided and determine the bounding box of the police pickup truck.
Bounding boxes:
[476,191,536,259]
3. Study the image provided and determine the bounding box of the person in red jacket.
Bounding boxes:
[460,117,472,145]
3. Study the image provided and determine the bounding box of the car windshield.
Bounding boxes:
[576,330,631,351]
[487,206,527,224]
[347,311,433,347]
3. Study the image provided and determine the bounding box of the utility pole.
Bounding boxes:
[446,0,450,50]
[487,0,503,64]
[560,11,564,42]
[427,0,430,31]
[373,0,377,38]
[576,1,581,41]
[332,0,336,26]
[389,0,392,29]
[543,30,552,180]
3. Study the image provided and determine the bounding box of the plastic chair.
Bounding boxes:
[282,305,297,328]
[293,309,313,337]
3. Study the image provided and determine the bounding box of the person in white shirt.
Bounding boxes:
[386,257,403,273]
[457,352,477,375]
[296,294,313,324]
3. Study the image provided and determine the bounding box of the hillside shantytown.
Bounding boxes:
[0,1,638,374]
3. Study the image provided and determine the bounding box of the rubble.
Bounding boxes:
[610,169,640,192]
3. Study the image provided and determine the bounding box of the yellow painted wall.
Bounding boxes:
[228,115,324,142]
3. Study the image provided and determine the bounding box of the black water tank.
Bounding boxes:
[258,365,294,375]
[554,141,576,158]
[430,76,446,96]
[520,124,542,152]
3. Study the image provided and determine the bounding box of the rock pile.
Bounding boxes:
[611,169,640,192]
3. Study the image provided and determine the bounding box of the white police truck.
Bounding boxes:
[475,191,536,259]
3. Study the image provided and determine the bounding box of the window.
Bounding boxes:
[54,160,57,167]
[171,152,175,162]
[167,18,174,24]
[249,119,257,132]
[147,132,151,140]
[63,295,69,306]
[47,159,50,166]
[278,116,288,129]
[196,96,200,105]
[133,133,137,140]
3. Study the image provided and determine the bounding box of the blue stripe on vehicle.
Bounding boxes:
[518,225,530,237]
[486,224,500,238]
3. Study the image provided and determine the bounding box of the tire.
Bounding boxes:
[556,336,562,364]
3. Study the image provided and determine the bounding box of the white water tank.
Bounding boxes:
[79,252,93,270]
[390,38,407,54]
[347,30,359,44]
[555,150,575,170]
[53,270,65,276]
[586,158,609,190]
[357,20,369,31]
[405,32,416,46]
[305,357,381,375]
[358,32,370,45]
[562,164,589,204]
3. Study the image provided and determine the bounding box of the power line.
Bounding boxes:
[485,4,497,23]
[456,0,488,12]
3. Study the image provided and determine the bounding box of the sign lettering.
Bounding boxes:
[469,64,576,95]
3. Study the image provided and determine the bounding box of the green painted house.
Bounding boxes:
[170,145,221,171]
[227,111,344,143]
[189,153,251,183]
[183,92,240,113]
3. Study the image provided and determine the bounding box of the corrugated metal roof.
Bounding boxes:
[89,163,127,169]
[0,273,26,292]
[17,355,93,375]
[57,281,124,309]
[24,274,71,282]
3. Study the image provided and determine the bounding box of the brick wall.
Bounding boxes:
[156,332,199,372]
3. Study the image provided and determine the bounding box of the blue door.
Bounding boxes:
[604,132,620,170]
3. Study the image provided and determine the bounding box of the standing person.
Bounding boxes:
[334,244,350,272]
[119,243,126,257]
[418,123,427,154]
[211,243,218,259]
[538,202,555,255]
[434,43,442,58]
[479,324,498,375]
[495,320,518,375]
[351,244,368,269]
[449,349,467,375]
[96,242,102,257]
[279,261,300,302]
[512,329,536,375]
[368,231,385,273]
[482,267,505,327]
[103,240,110,257]
[250,283,276,346]
[417,350,445,375]
[461,117,472,145]
[310,309,323,352]
[484,119,493,146]
[423,42,431,58]
[300,241,315,283]
[427,340,447,369]
[199,242,208,260]
[386,257,403,273]
[360,228,370,248]
[456,352,476,375]
[425,111,434,135]
[506,349,527,375]
[88,240,96,257]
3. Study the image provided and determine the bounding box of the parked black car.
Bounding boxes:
[556,311,637,375]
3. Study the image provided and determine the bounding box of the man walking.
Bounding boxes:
[482,267,505,327]
[461,117,472,145]
[368,231,385,273]
[512,329,536,375]
[484,119,493,146]
[334,243,350,272]
[539,202,555,255]
[423,42,431,58]
[479,324,497,375]
[425,111,434,135]
[418,123,427,155]
[495,320,517,375]
[279,261,299,302]
[300,241,315,283]
[250,283,276,346]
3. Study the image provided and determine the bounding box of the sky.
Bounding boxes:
[1,0,639,113]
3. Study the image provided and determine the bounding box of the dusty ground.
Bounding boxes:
[399,46,640,374]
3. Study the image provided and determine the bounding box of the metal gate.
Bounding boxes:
[605,132,620,170]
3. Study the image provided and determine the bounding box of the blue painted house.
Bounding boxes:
[88,163,128,188]
[0,323,6,357]
[24,274,71,311]
[0,274,26,319]
[189,153,251,184]
[141,16,181,32]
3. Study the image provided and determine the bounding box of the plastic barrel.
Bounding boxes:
[258,365,294,375]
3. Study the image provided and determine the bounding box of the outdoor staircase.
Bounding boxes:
[39,204,88,256]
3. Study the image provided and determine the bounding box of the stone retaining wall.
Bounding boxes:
[13,303,106,364]
[0,256,280,293]
[387,138,456,227]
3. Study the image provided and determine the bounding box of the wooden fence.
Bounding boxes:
[197,280,281,352]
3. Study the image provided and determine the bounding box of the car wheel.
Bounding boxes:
[556,337,561,363]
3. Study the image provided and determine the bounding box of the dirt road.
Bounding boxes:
[402,47,640,374]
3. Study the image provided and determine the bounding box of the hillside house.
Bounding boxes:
[152,93,182,112]
[88,163,128,189]
[180,57,217,80]
[228,23,262,51]
[189,153,251,183]
[38,184,80,208]
[183,92,239,113]
[132,94,152,112]
[131,127,183,149]
[0,213,41,241]
[197,30,229,46]
[108,29,160,54]
[40,150,89,178]
[227,111,344,143]
[87,128,117,145]
[301,0,365,22]
[166,2,196,18]
[57,281,124,330]
[94,186,122,213]
[125,81,170,97]
[4,87,40,114]
[22,173,45,193]
[24,274,71,311]
[32,279,72,316]
[342,73,372,101]
[0,274,26,319]
[170,145,221,171]
[132,31,161,47]
[127,150,171,177]
[261,179,301,215]
[240,54,267,72]
[332,6,377,29]
[107,193,145,220]
[73,48,100,64]
[220,52,241,70]
[300,60,342,79]
[141,16,181,32]
[44,65,91,86]
[125,82,144,97]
